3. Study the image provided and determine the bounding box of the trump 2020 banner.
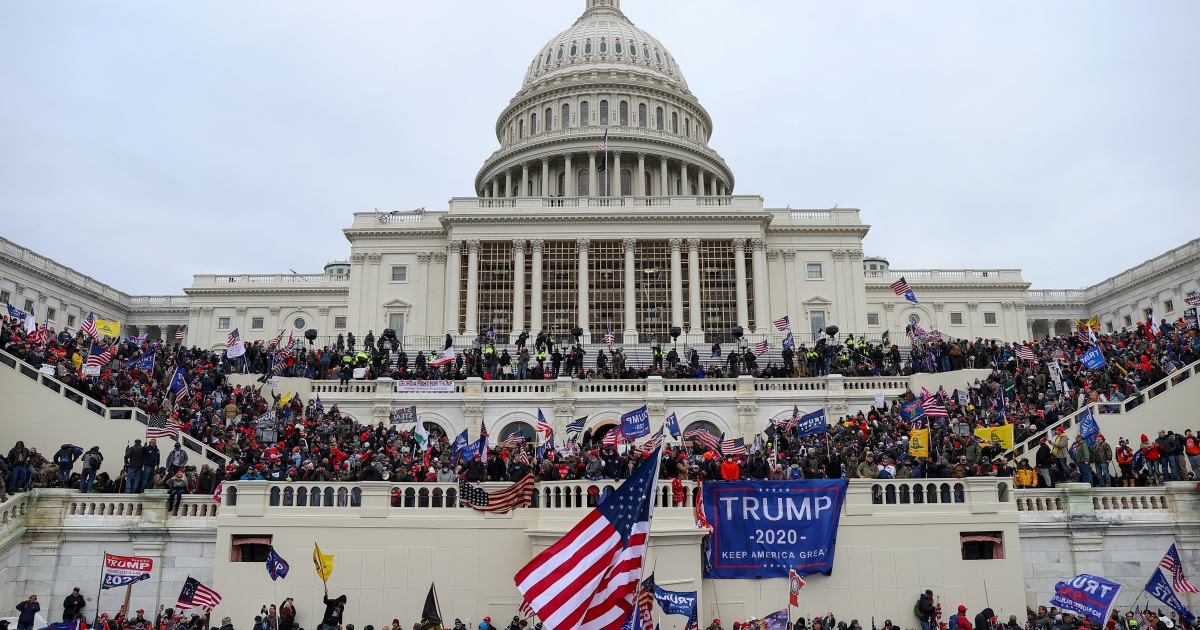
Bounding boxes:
[1049,574,1123,625]
[101,553,153,589]
[701,480,847,578]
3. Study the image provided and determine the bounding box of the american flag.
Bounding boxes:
[146,414,184,440]
[566,417,587,436]
[514,446,662,630]
[268,330,285,350]
[638,427,664,457]
[694,481,712,531]
[720,435,746,457]
[637,575,656,630]
[175,325,187,341]
[1076,330,1091,345]
[920,397,949,418]
[683,428,721,453]
[519,599,536,620]
[1160,543,1198,593]
[85,342,118,368]
[460,474,536,513]
[514,450,531,466]
[890,277,912,297]
[81,313,99,341]
[175,576,222,612]
[777,405,801,430]
[754,340,768,356]
[603,425,625,447]
[502,432,526,448]
[279,332,295,359]
[772,315,791,332]
[1014,345,1037,361]
[605,324,616,348]
[175,384,190,409]
[537,409,554,437]
[599,128,608,150]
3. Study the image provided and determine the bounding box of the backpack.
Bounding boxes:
[58,451,74,466]
[85,452,103,469]
[914,600,923,619]
[949,615,959,630]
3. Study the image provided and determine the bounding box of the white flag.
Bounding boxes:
[414,416,430,451]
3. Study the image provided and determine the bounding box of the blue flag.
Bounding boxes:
[1146,569,1195,624]
[168,367,187,392]
[782,331,794,349]
[1131,448,1145,471]
[1050,574,1123,624]
[621,405,651,440]
[451,429,471,466]
[795,408,827,437]
[881,330,890,346]
[665,412,681,440]
[40,623,82,630]
[123,353,155,371]
[1080,346,1107,369]
[537,434,555,460]
[6,303,27,320]
[899,399,925,422]
[315,395,323,411]
[653,585,697,617]
[266,547,290,581]
[903,289,918,303]
[1078,408,1099,447]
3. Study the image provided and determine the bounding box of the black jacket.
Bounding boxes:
[321,594,347,626]
[1035,444,1052,468]
[124,444,146,469]
[63,593,86,621]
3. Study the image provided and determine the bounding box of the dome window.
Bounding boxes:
[638,103,647,127]
[655,51,662,64]
[600,100,608,125]
[581,100,590,126]
[665,56,672,70]
[655,107,663,130]
[619,101,628,126]
[545,52,552,66]
[585,41,592,54]
[570,44,577,56]
[629,41,636,55]
[536,57,542,71]
[562,103,570,128]
[614,41,622,53]
[602,40,609,53]
[643,45,650,59]
[557,48,564,60]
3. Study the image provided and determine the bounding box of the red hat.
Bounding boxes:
[483,618,491,623]
[958,606,967,612]
[1096,434,1104,439]
[1141,434,1149,442]
[1056,427,1065,433]
[1039,438,1047,444]
[714,621,720,625]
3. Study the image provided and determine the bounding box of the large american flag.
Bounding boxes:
[720,435,746,457]
[146,414,184,440]
[637,427,664,457]
[1014,345,1037,361]
[80,313,99,341]
[515,446,662,630]
[920,396,949,418]
[637,575,656,630]
[175,576,222,612]
[1160,543,1198,593]
[682,428,720,453]
[460,474,535,513]
[754,340,769,356]
[227,328,241,348]
[602,426,626,447]
[502,432,527,448]
[605,324,615,348]
[537,410,554,437]
[890,277,912,296]
[175,325,187,341]
[267,330,285,350]
[772,316,791,332]
[85,342,118,368]
[777,405,801,430]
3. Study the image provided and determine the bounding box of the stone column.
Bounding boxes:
[587,151,597,198]
[681,161,690,196]
[414,255,430,335]
[636,152,646,196]
[530,239,544,333]
[578,238,590,339]
[751,238,767,333]
[782,251,799,332]
[733,239,749,329]
[564,153,574,197]
[623,238,637,343]
[698,169,706,197]
[1047,320,1057,339]
[484,180,492,198]
[444,242,462,334]
[613,151,622,196]
[541,158,550,197]
[1026,318,1035,343]
[521,162,530,197]
[465,240,480,336]
[513,240,526,335]
[504,171,513,198]
[660,155,669,197]
[687,238,702,333]
[669,238,683,331]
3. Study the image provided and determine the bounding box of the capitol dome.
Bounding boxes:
[521,0,688,91]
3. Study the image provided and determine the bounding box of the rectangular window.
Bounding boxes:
[984,312,997,325]
[231,535,273,562]
[67,314,76,328]
[697,241,738,335]
[867,313,879,326]
[24,299,34,313]
[960,532,1004,560]
[806,263,823,279]
[950,312,963,325]
[589,240,625,335]
[809,311,826,337]
[478,241,514,333]
[388,314,405,339]
[619,101,628,126]
[46,307,56,322]
[542,241,579,338]
[1105,321,1113,333]
[635,240,671,338]
[334,316,347,329]
[1164,299,1174,313]
[1143,308,1152,321]
[600,100,609,125]
[252,317,264,330]
[581,101,589,126]
[0,290,9,304]
[218,317,231,330]
[391,266,408,282]
[1123,315,1132,327]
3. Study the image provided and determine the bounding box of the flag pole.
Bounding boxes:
[94,552,107,626]
[432,582,444,629]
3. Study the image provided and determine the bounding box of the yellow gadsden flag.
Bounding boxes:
[1076,316,1100,333]
[94,319,122,338]
[974,423,1014,450]
[908,428,929,458]
[313,543,334,583]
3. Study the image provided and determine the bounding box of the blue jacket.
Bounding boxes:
[143,445,161,468]
[17,600,40,624]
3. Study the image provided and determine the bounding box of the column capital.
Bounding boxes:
[882,302,895,311]
[685,238,701,251]
[622,238,637,249]
[513,239,527,254]
[235,307,247,316]
[417,252,433,264]
[668,238,682,251]
[1001,301,1015,310]
[637,151,647,160]
[732,238,746,252]
[350,252,367,263]
[540,157,549,166]
[269,306,281,315]
[750,238,766,251]
[967,302,979,311]
[466,239,481,252]
[318,306,331,316]
[521,161,530,170]
[681,159,691,169]
[563,152,573,161]
[612,150,622,159]
[932,302,944,312]
[848,249,864,261]
[530,238,544,252]
[766,249,780,261]
[587,150,597,158]
[660,154,669,163]
[447,241,462,255]
[367,252,383,264]
[432,252,447,264]
[577,238,591,251]
[782,250,797,261]
[831,249,847,260]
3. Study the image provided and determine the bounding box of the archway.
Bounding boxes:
[498,421,535,446]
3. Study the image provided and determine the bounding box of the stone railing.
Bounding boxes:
[450,195,761,213]
[864,269,1022,282]
[4,489,218,533]
[191,273,351,285]
[1023,289,1088,304]
[1026,238,1200,305]
[126,295,191,310]
[1015,484,1184,524]
[0,493,30,541]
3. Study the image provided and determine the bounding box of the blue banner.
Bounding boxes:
[899,399,924,422]
[1078,408,1099,447]
[266,547,290,581]
[702,480,847,578]
[794,409,827,438]
[123,353,154,371]
[1147,569,1196,624]
[168,367,187,392]
[1049,574,1123,625]
[652,585,696,617]
[665,413,681,440]
[1080,346,1107,369]
[621,405,651,440]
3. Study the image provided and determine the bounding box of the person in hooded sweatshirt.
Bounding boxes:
[321,588,347,630]
[974,609,996,630]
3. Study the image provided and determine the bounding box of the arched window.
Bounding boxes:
[432,487,444,508]
[578,170,590,197]
[620,169,631,196]
[600,100,609,125]
[682,421,721,452]
[690,183,697,195]
[629,41,636,56]
[557,47,564,60]
[296,487,307,506]
[531,113,537,134]
[519,119,525,139]
[562,104,570,128]
[337,487,348,507]
[656,107,663,130]
[671,112,678,133]
[643,45,650,59]
[655,50,662,64]
[324,487,334,506]
[283,487,294,506]
[585,41,592,54]
[665,56,672,71]
[940,484,952,504]
[619,101,628,126]
[872,484,883,504]
[570,43,577,56]
[912,484,924,503]
[270,487,281,506]
[899,484,910,504]
[615,41,622,54]
[581,101,590,127]
[527,181,533,196]
[638,103,647,127]
[685,118,690,137]
[545,52,552,66]
[927,484,938,503]
[644,172,652,196]
[546,107,553,130]
[310,486,322,506]
[885,485,896,504]
[599,40,607,53]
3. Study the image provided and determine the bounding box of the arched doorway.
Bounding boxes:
[498,421,536,446]
[589,422,620,447]
[682,421,721,451]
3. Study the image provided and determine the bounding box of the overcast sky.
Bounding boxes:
[2,0,1198,295]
